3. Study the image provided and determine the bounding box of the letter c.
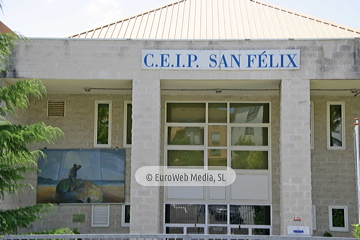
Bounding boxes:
[144,53,154,67]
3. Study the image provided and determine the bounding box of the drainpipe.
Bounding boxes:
[354,118,360,223]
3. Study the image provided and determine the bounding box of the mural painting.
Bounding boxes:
[37,149,125,204]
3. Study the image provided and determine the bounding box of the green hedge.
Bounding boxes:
[27,228,76,235]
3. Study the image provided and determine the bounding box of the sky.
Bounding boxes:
[1,0,359,38]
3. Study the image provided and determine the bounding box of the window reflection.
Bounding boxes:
[329,105,342,147]
[230,103,269,123]
[187,227,204,234]
[332,208,345,227]
[208,205,227,224]
[167,103,205,123]
[97,103,109,144]
[208,149,227,168]
[231,228,249,235]
[209,103,227,123]
[168,150,204,167]
[168,127,204,145]
[230,205,271,225]
[165,204,205,224]
[231,151,268,169]
[126,103,132,145]
[208,125,227,146]
[231,127,268,146]
[208,227,227,234]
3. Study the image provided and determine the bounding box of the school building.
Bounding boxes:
[2,0,360,237]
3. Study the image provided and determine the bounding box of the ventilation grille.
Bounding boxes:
[47,100,65,117]
[91,205,110,227]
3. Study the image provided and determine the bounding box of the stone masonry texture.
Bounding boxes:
[280,79,312,235]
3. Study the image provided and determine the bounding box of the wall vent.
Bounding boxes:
[91,205,110,227]
[47,100,65,117]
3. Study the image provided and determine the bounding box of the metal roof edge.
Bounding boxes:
[251,0,360,34]
[27,37,357,41]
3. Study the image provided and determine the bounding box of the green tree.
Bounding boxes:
[0,31,63,234]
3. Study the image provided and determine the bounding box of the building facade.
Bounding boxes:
[2,0,360,238]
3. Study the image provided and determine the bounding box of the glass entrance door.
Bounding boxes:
[165,204,271,235]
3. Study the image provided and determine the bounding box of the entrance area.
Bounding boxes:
[164,204,271,235]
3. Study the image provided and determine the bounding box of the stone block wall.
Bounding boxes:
[4,93,131,233]
[311,95,359,238]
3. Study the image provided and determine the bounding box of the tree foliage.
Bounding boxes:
[0,27,63,234]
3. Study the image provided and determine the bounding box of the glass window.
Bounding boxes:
[121,204,130,227]
[230,103,269,123]
[166,227,183,234]
[329,206,348,231]
[208,125,227,146]
[167,103,205,123]
[124,205,130,224]
[209,103,227,123]
[164,204,271,235]
[126,102,132,145]
[253,229,270,235]
[231,151,268,170]
[95,101,112,148]
[165,204,205,224]
[327,102,345,149]
[230,205,271,225]
[208,205,227,224]
[231,127,268,146]
[231,228,249,235]
[168,127,204,145]
[208,226,227,234]
[187,227,204,234]
[167,150,204,167]
[208,149,227,167]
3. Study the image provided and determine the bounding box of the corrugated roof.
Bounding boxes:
[69,0,360,39]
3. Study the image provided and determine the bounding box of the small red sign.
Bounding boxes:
[293,217,302,222]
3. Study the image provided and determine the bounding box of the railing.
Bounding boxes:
[0,234,356,240]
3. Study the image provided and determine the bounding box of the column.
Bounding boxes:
[130,78,161,233]
[279,79,312,235]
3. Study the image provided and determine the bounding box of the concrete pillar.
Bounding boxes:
[279,79,312,235]
[130,78,161,233]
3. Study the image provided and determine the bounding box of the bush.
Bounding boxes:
[324,231,333,237]
[28,228,75,235]
[353,223,360,238]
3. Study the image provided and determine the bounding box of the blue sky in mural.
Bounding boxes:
[38,149,125,181]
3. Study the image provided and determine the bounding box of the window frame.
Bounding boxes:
[310,101,314,150]
[164,101,271,202]
[326,101,345,150]
[165,101,271,172]
[328,205,348,232]
[94,100,112,148]
[163,203,272,235]
[123,101,132,148]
